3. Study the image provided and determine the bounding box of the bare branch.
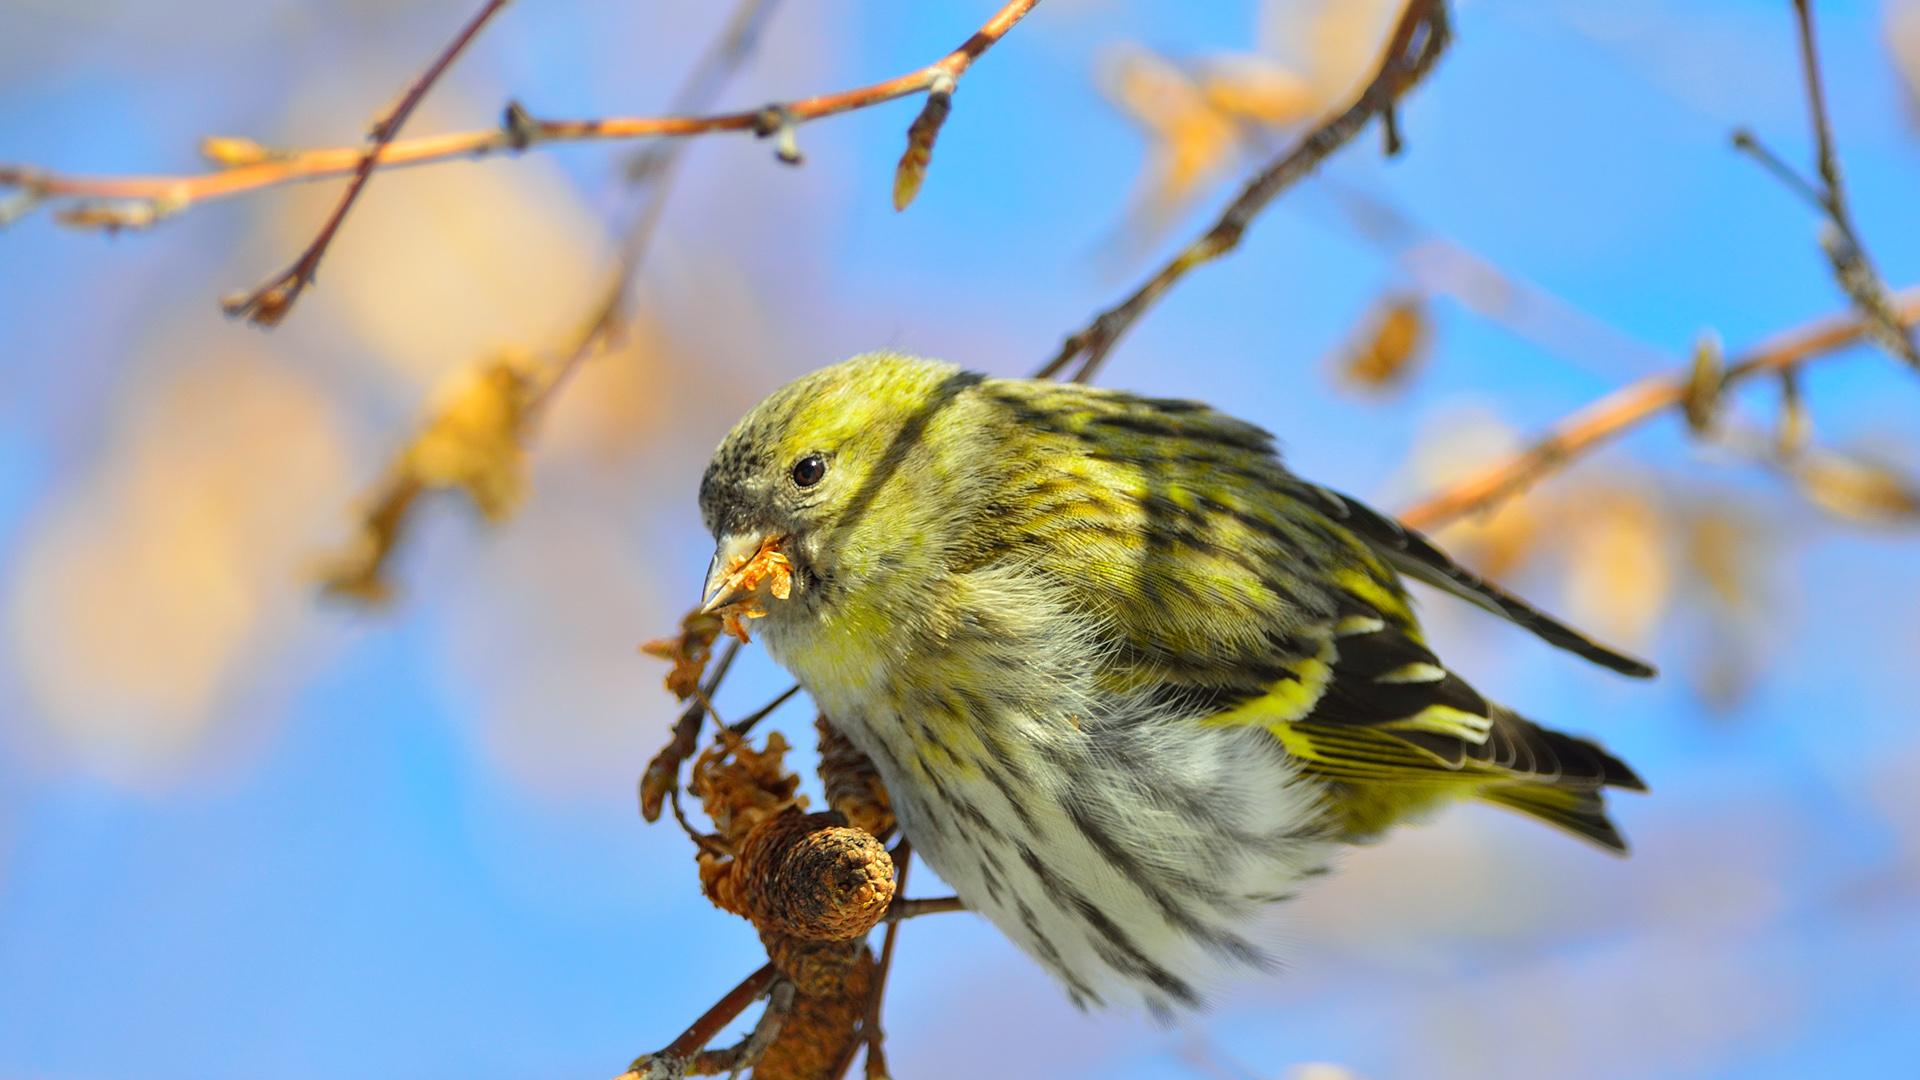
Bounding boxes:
[1792,0,1844,219]
[526,0,787,419]
[623,963,779,1080]
[1732,0,1920,371]
[1399,287,1920,532]
[1,0,1040,233]
[884,895,965,922]
[1037,0,1450,383]
[221,0,515,327]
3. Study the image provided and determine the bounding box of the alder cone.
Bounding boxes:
[816,716,895,838]
[751,943,873,1080]
[736,807,895,941]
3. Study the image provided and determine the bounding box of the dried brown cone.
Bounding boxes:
[692,731,805,849]
[724,807,896,941]
[816,716,895,838]
[760,932,873,998]
[750,943,873,1080]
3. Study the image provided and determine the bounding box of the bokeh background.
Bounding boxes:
[5,0,1920,1077]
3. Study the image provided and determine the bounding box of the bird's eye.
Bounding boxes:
[790,453,828,488]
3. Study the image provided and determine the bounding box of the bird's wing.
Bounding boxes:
[1194,599,1644,852]
[974,380,1642,847]
[1286,482,1656,678]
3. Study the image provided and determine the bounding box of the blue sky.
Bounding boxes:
[3,2,1920,1078]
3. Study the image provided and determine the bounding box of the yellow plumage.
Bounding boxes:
[697,352,1651,1013]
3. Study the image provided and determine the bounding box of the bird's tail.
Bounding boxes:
[1477,719,1646,854]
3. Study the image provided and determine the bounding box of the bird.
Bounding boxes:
[695,352,1651,1015]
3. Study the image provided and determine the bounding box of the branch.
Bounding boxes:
[316,0,788,604]
[523,0,787,418]
[1036,0,1450,383]
[222,0,515,326]
[1398,287,1920,531]
[1730,0,1919,371]
[884,895,965,922]
[1792,0,1844,221]
[0,0,1039,232]
[623,963,779,1080]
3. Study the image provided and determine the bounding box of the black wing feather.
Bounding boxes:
[1296,484,1657,679]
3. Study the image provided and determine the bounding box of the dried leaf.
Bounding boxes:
[1336,293,1429,391]
[640,608,727,701]
[691,729,809,916]
[1197,54,1317,125]
[312,475,421,605]
[1099,45,1246,228]
[404,356,538,521]
[1791,449,1920,526]
[315,356,540,604]
[1678,500,1780,713]
[691,730,806,852]
[1686,509,1755,612]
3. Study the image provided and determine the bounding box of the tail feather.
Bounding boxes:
[1478,715,1643,854]
[1480,783,1630,853]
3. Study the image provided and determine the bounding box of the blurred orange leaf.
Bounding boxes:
[1791,449,1920,526]
[1336,292,1429,391]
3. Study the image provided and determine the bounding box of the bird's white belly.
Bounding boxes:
[829,701,1340,1015]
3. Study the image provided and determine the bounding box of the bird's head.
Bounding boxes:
[696,352,990,637]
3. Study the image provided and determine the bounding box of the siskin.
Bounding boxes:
[697,353,1652,1014]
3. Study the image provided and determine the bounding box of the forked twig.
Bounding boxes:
[1037,0,1450,384]
[1730,0,1919,370]
[221,0,514,326]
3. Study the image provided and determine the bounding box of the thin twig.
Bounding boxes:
[1036,0,1449,384]
[692,687,732,731]
[1729,130,1825,214]
[1398,287,1920,531]
[1731,0,1919,370]
[884,895,965,922]
[2,0,1040,230]
[861,842,910,1080]
[725,978,796,1080]
[1792,0,1844,220]
[623,963,779,1080]
[526,0,787,418]
[220,0,514,326]
[668,784,731,859]
[728,683,804,737]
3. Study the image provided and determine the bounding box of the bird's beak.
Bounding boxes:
[700,531,792,616]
